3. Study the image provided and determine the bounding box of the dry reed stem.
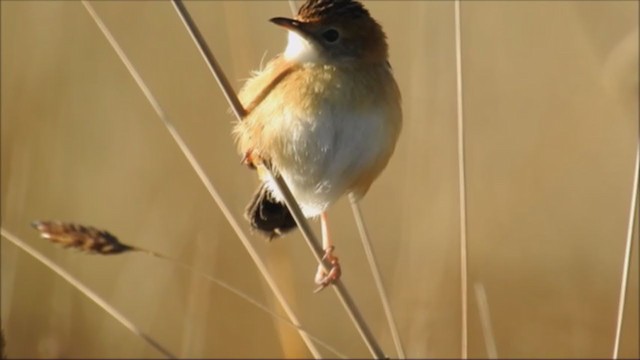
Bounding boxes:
[28,220,348,358]
[474,283,498,359]
[454,1,469,358]
[288,1,403,357]
[612,142,639,359]
[171,1,386,358]
[0,228,175,359]
[288,0,299,18]
[349,195,406,359]
[81,2,321,357]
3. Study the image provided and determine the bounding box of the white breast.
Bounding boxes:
[264,107,389,217]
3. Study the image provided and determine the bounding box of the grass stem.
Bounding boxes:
[1,228,175,359]
[171,1,386,357]
[454,1,469,358]
[474,283,498,359]
[612,142,639,359]
[81,2,321,357]
[349,195,406,358]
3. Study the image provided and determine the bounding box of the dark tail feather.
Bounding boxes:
[245,183,297,239]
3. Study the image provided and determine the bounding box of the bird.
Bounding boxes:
[233,0,402,290]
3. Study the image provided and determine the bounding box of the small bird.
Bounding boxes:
[234,0,402,290]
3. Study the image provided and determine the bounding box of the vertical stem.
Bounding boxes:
[454,1,469,358]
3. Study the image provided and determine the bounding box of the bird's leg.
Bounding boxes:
[241,149,257,170]
[314,212,341,292]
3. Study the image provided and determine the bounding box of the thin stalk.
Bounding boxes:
[474,283,498,359]
[287,0,298,17]
[141,243,346,357]
[80,2,321,358]
[171,1,386,357]
[151,250,348,358]
[0,228,175,359]
[286,1,402,356]
[454,1,469,358]
[612,141,639,359]
[272,175,386,359]
[349,195,406,359]
[29,220,347,357]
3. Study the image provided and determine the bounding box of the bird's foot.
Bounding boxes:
[314,246,341,293]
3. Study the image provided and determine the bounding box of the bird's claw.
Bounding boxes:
[314,246,341,293]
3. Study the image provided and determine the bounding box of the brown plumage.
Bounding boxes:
[297,0,370,22]
[235,0,401,289]
[235,0,401,243]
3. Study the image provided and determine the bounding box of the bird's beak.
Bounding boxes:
[270,17,311,37]
[270,17,299,30]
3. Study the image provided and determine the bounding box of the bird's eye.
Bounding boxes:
[321,29,340,43]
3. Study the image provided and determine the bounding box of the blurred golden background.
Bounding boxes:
[1,1,638,358]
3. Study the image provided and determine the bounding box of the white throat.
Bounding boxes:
[283,31,320,63]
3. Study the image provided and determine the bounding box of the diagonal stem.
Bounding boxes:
[171,1,386,357]
[1,228,175,359]
[80,1,321,358]
[287,0,298,18]
[474,283,498,359]
[285,2,404,356]
[155,250,348,358]
[271,175,385,358]
[612,141,639,359]
[349,195,406,358]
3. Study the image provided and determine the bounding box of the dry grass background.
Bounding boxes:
[1,1,638,358]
